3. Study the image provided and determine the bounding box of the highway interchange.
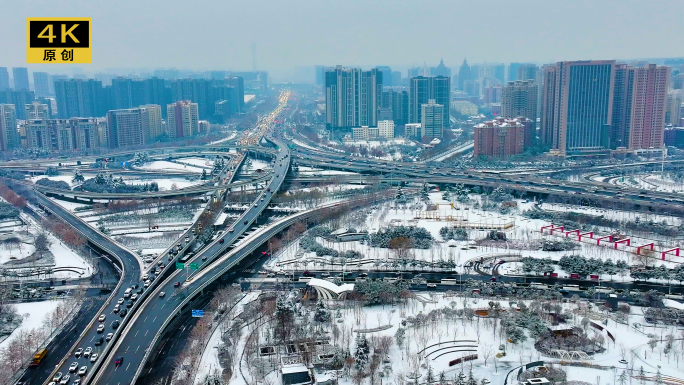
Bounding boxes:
[10,89,681,384]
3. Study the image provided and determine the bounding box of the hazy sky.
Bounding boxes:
[2,0,683,81]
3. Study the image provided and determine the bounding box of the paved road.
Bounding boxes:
[35,194,142,385]
[18,296,103,385]
[93,99,291,384]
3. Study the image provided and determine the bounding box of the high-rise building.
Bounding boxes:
[140,104,163,140]
[0,104,17,151]
[54,79,106,119]
[0,89,35,120]
[378,120,395,138]
[12,68,30,91]
[68,117,100,150]
[33,72,50,98]
[325,66,382,131]
[609,64,669,150]
[167,100,199,139]
[674,73,684,90]
[508,63,522,82]
[404,123,422,138]
[627,64,669,150]
[25,102,50,120]
[430,59,451,78]
[458,59,471,91]
[392,71,402,88]
[474,117,525,158]
[409,76,450,125]
[315,65,328,85]
[421,99,444,139]
[388,89,408,126]
[517,64,539,82]
[501,80,538,123]
[483,86,502,104]
[376,66,393,87]
[0,68,9,91]
[541,60,615,155]
[26,119,74,150]
[106,107,156,148]
[666,90,684,126]
[493,64,506,85]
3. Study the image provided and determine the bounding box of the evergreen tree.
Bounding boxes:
[72,170,85,183]
[466,369,477,385]
[201,169,207,180]
[426,366,434,384]
[354,335,369,371]
[617,370,628,385]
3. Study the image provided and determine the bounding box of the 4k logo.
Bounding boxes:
[27,18,92,63]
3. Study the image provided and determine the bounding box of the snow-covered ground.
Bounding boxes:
[30,175,77,187]
[344,138,409,148]
[266,192,682,285]
[0,300,63,351]
[195,287,682,385]
[136,161,205,173]
[176,157,215,169]
[123,177,205,191]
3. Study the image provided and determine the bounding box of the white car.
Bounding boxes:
[106,332,114,341]
[144,280,151,288]
[98,314,106,322]
[78,366,87,376]
[117,298,125,305]
[60,375,70,385]
[74,348,83,357]
[52,372,63,382]
[90,353,99,362]
[159,291,166,298]
[131,294,138,301]
[83,347,92,358]
[69,361,79,372]
[97,324,105,333]
[142,274,149,281]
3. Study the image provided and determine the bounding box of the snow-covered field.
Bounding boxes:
[136,161,205,173]
[29,175,77,187]
[195,286,683,385]
[123,177,205,191]
[0,300,63,351]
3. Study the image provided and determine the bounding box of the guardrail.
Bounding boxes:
[128,191,391,383]
[36,193,131,385]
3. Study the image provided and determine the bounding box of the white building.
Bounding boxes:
[378,120,395,138]
[404,123,422,138]
[351,126,379,141]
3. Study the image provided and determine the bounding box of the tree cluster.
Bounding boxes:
[0,202,19,220]
[35,178,70,190]
[369,226,433,249]
[81,172,159,193]
[558,255,629,278]
[439,226,468,241]
[352,279,409,305]
[0,184,27,209]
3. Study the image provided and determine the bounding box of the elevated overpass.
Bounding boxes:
[91,139,292,384]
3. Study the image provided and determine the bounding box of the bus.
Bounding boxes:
[179,253,194,264]
[30,348,48,366]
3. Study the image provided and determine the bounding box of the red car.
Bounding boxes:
[174,282,180,287]
[114,356,123,366]
[219,239,225,243]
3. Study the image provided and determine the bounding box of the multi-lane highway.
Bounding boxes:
[91,96,291,385]
[36,92,290,385]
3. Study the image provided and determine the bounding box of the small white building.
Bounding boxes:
[308,278,354,300]
[351,126,379,141]
[378,120,395,138]
[405,123,421,138]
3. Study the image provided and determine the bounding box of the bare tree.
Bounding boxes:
[481,343,494,367]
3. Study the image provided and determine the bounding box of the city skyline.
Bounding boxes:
[1,0,683,81]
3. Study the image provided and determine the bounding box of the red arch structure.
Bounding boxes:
[614,238,630,249]
[662,248,681,260]
[636,243,654,255]
[596,235,614,246]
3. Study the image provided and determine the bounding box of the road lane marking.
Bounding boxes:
[126,362,130,371]
[134,330,139,337]
[145,330,149,336]
[153,316,157,322]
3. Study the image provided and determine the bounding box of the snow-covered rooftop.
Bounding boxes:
[307,278,354,295]
[281,363,308,374]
